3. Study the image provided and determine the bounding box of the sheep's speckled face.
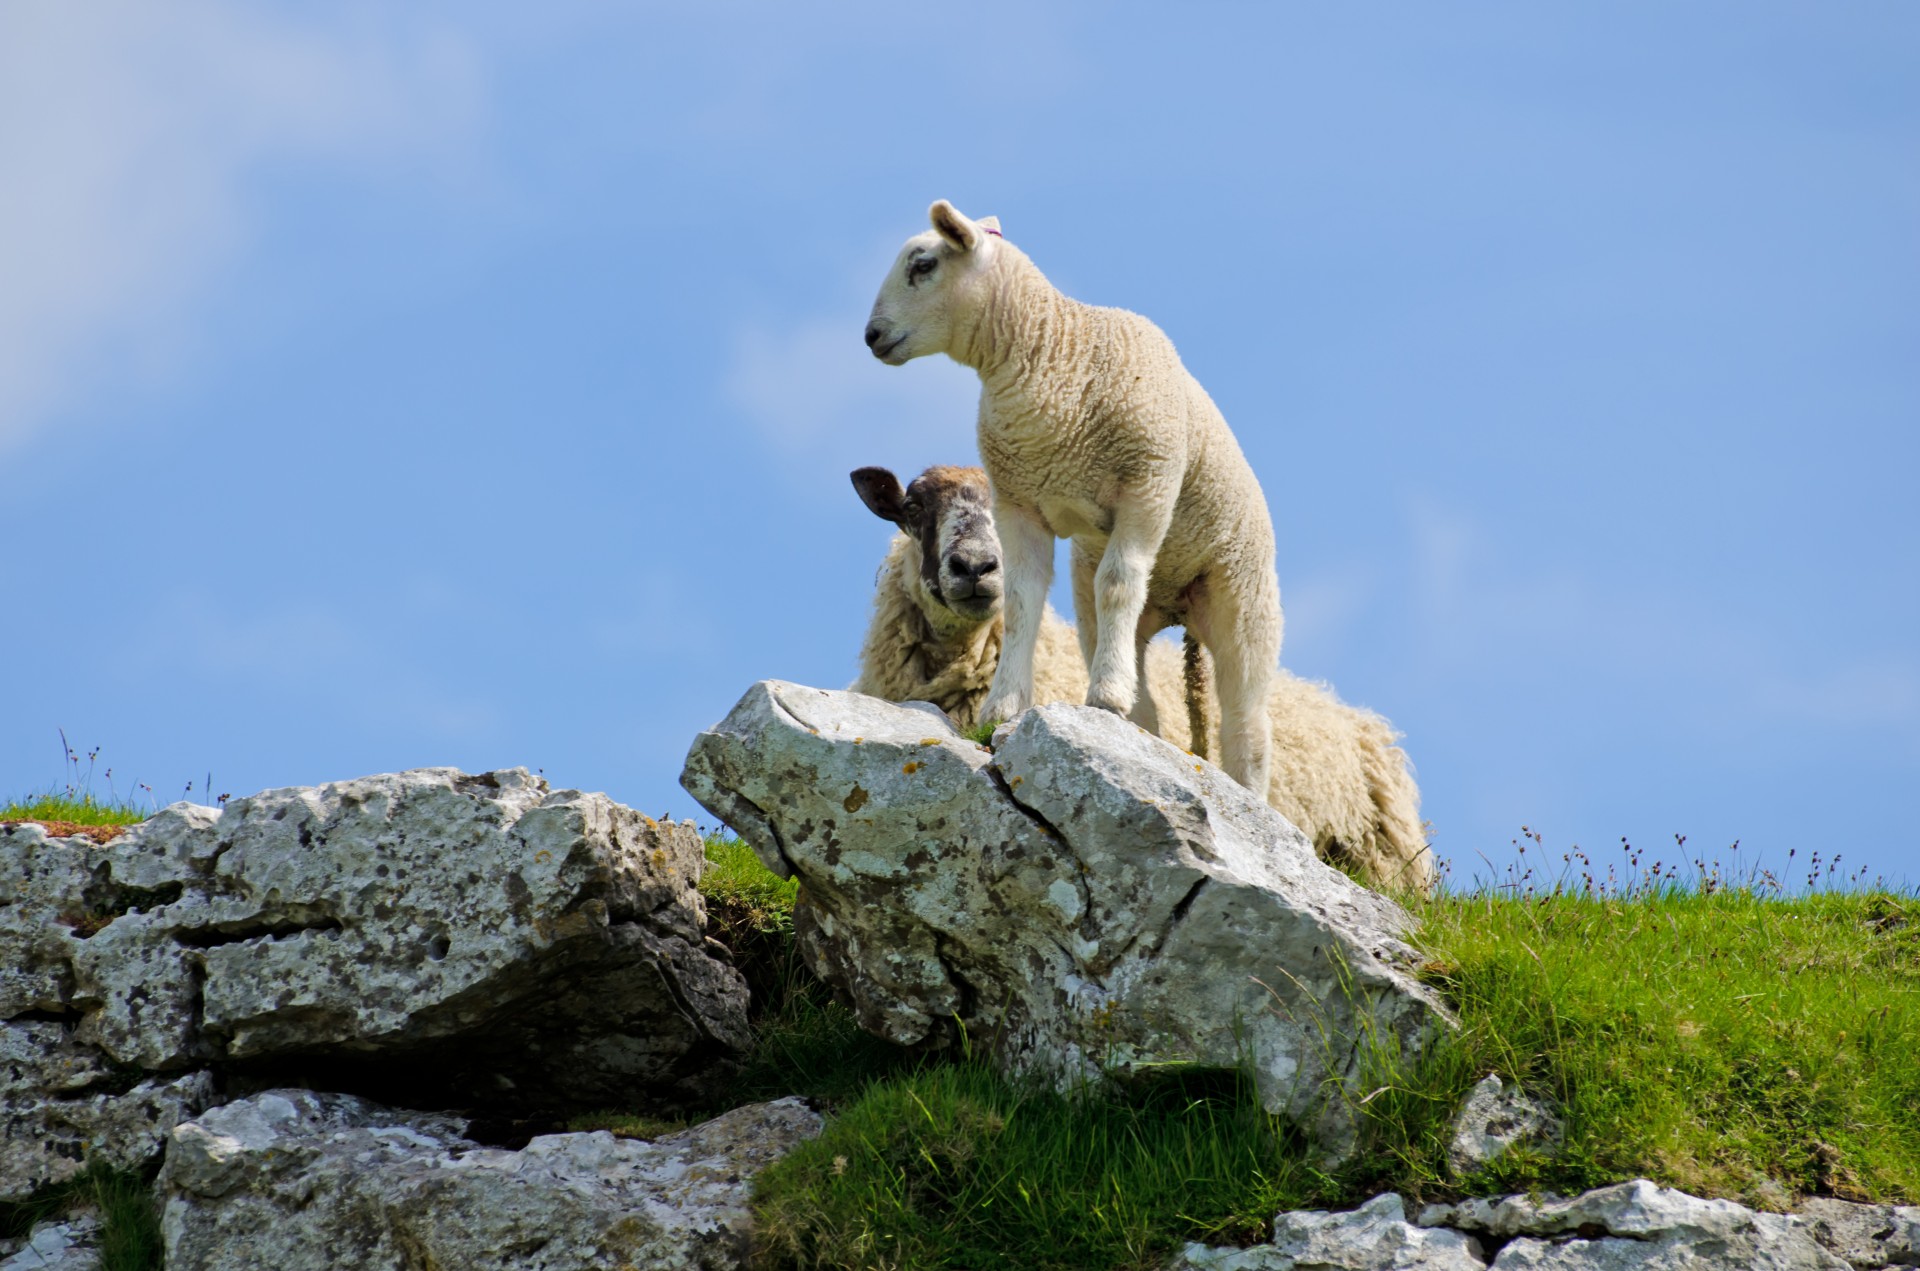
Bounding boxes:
[864,201,997,367]
[851,464,1003,625]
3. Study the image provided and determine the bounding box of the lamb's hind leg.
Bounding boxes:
[979,500,1055,722]
[1070,540,1098,673]
[1128,608,1170,735]
[1190,570,1280,796]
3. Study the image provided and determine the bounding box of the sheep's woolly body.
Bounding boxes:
[853,534,1082,727]
[852,534,1434,892]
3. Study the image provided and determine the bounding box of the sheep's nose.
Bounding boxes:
[864,324,884,349]
[948,553,999,580]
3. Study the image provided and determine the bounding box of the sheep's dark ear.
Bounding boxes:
[851,466,908,524]
[929,200,979,252]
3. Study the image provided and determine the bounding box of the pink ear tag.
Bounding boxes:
[983,227,1002,237]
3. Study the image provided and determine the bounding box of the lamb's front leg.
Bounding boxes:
[979,499,1055,722]
[1085,494,1175,717]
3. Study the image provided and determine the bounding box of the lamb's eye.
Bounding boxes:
[908,257,937,281]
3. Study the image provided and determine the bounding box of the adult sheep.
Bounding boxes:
[849,463,1436,894]
[865,201,1282,798]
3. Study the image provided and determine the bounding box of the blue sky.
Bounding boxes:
[4,3,1915,889]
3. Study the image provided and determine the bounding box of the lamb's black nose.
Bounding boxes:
[864,325,884,349]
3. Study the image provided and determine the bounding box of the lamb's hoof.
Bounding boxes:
[979,696,1029,723]
[1085,688,1134,716]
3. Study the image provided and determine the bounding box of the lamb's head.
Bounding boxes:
[864,200,1002,366]
[851,463,1002,626]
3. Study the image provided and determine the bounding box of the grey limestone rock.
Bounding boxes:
[0,1210,101,1271]
[1177,1181,1894,1271]
[0,770,749,1200]
[681,681,1452,1154]
[159,1089,824,1271]
[1488,1229,1843,1269]
[0,1017,214,1203]
[1173,1193,1488,1270]
[1799,1198,1920,1268]
[1446,1073,1563,1175]
[1422,1180,1848,1270]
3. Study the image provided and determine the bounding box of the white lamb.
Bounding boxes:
[865,201,1283,798]
[849,463,1436,894]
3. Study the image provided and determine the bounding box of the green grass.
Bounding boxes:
[754,1063,1310,1271]
[0,791,146,827]
[0,1165,162,1271]
[960,721,1000,747]
[1411,883,1920,1204]
[2,734,161,827]
[690,836,1920,1270]
[700,836,921,1107]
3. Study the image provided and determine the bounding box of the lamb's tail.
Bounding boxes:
[1182,633,1213,762]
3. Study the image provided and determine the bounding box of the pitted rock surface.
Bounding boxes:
[0,769,748,1200]
[1447,1073,1563,1175]
[1423,1180,1850,1269]
[1799,1198,1920,1268]
[680,680,1451,1153]
[1173,1193,1487,1269]
[1178,1181,1914,1271]
[158,1089,824,1271]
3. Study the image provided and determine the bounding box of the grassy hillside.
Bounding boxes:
[698,836,1920,1271]
[7,800,1912,1271]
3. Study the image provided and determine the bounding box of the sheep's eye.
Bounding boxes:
[902,499,923,521]
[908,257,937,281]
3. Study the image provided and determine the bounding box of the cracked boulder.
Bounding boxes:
[158,1089,823,1271]
[0,770,749,1200]
[681,680,1451,1153]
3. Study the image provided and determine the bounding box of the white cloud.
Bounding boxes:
[0,2,481,453]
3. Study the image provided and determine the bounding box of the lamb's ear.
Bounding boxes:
[850,466,908,524]
[975,215,1001,235]
[929,200,980,252]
